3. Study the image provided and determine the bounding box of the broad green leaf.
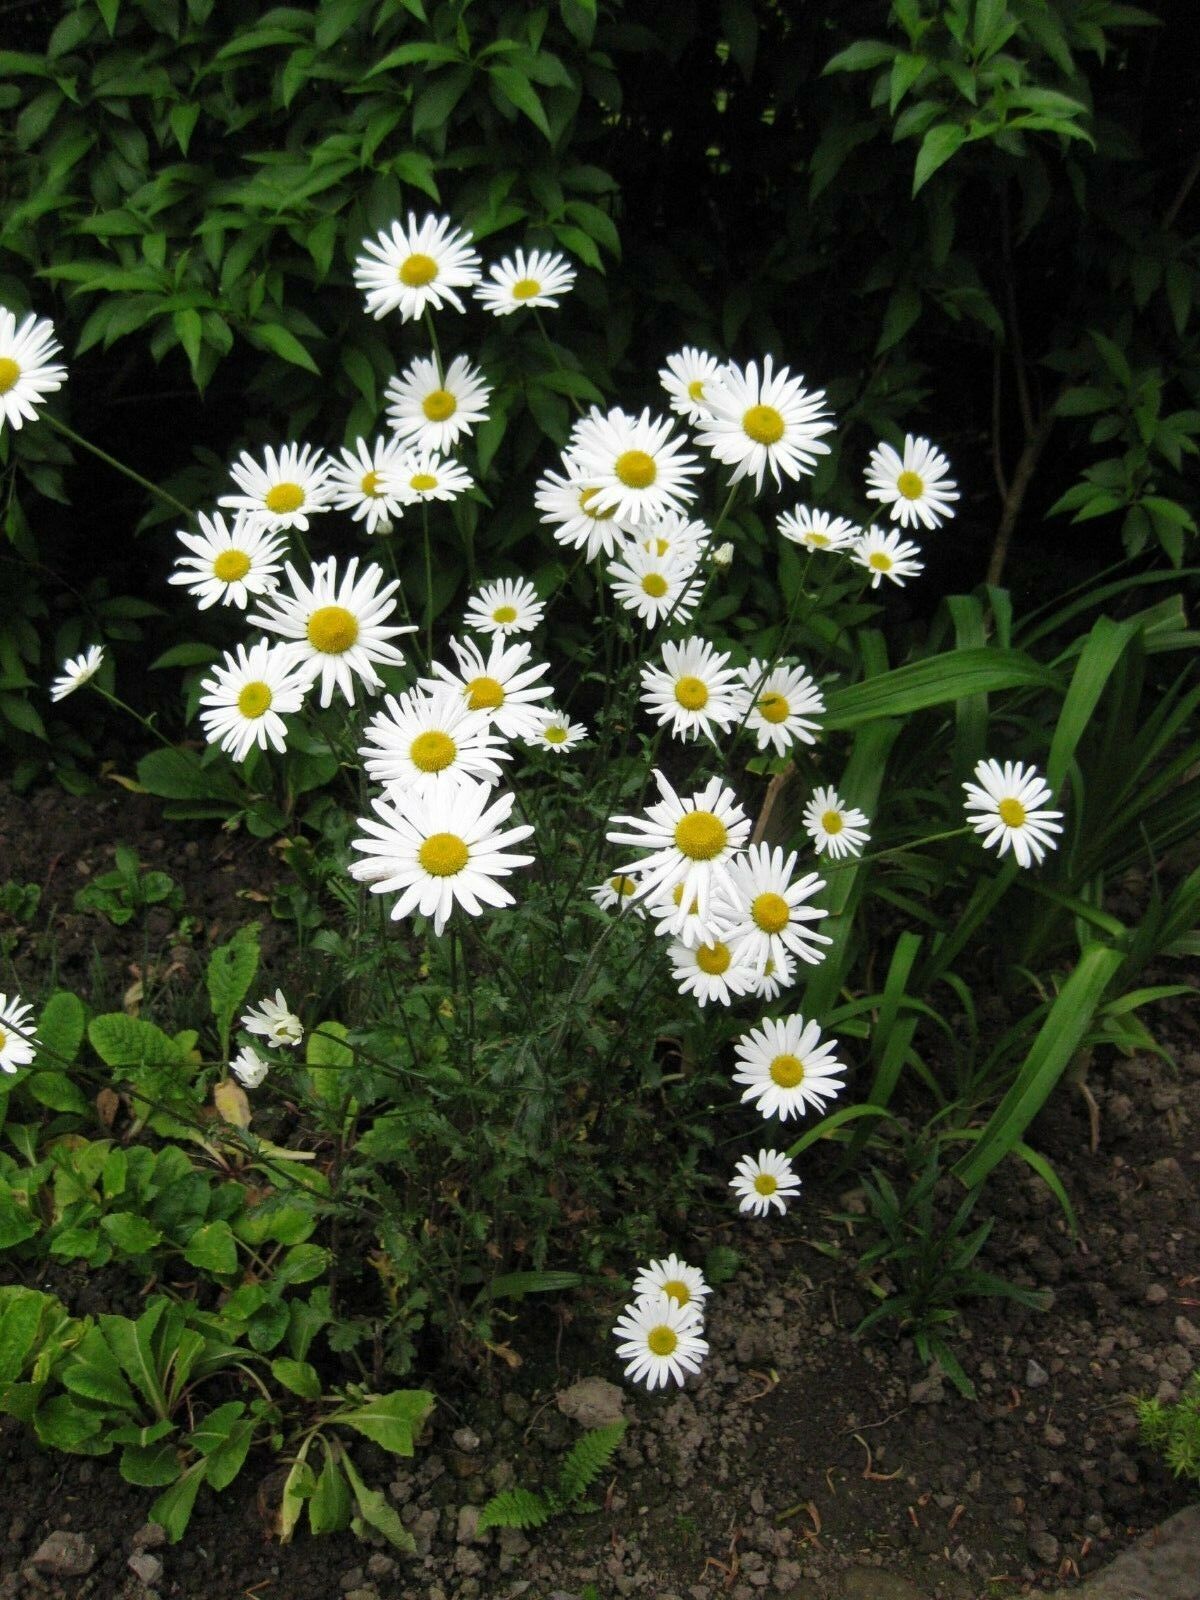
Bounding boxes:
[823,39,893,73]
[309,1443,353,1534]
[183,1220,239,1276]
[100,1303,168,1417]
[88,1014,184,1070]
[334,1388,434,1455]
[205,926,260,1053]
[100,1212,164,1255]
[913,123,966,194]
[150,1460,207,1542]
[271,1357,321,1399]
[34,991,86,1069]
[136,748,239,803]
[279,1449,316,1544]
[490,65,551,138]
[487,1271,583,1299]
[823,649,1055,729]
[120,1440,181,1486]
[60,1325,138,1410]
[243,321,320,374]
[341,1452,415,1550]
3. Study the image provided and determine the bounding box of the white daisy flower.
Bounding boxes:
[219,442,334,533]
[463,577,545,637]
[631,1254,712,1317]
[0,992,37,1074]
[475,248,577,315]
[248,556,416,709]
[659,346,726,425]
[670,936,756,1007]
[963,758,1064,869]
[747,951,794,1002]
[612,1291,708,1392]
[607,769,751,934]
[526,709,587,752]
[742,659,825,755]
[354,212,482,322]
[852,525,924,589]
[198,639,311,763]
[865,434,959,531]
[696,355,834,493]
[167,510,286,611]
[640,637,749,744]
[715,843,832,976]
[328,436,410,535]
[568,407,701,525]
[49,645,104,703]
[534,464,635,562]
[231,1046,270,1089]
[385,352,492,455]
[347,778,535,936]
[803,786,870,860]
[646,878,729,951]
[242,989,304,1049]
[360,688,510,802]
[422,635,554,741]
[778,504,860,552]
[590,871,647,917]
[730,1149,802,1217]
[608,543,704,627]
[636,510,709,564]
[732,1014,847,1122]
[0,307,66,432]
[397,448,474,504]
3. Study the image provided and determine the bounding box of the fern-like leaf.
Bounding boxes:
[557,1419,627,1505]
[477,1488,552,1533]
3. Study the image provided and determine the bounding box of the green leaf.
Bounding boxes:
[341,1452,416,1551]
[490,65,551,138]
[558,1420,626,1503]
[308,1443,353,1534]
[823,39,893,73]
[487,1270,583,1299]
[823,649,1055,729]
[60,1325,138,1410]
[183,1220,239,1276]
[88,1013,185,1070]
[120,1440,181,1486]
[100,1212,164,1255]
[367,40,464,75]
[1046,616,1137,792]
[0,1192,38,1248]
[334,1389,434,1455]
[205,926,260,1052]
[243,322,320,375]
[34,991,86,1069]
[136,748,239,803]
[477,1487,551,1532]
[274,1243,329,1285]
[913,123,967,194]
[271,1357,321,1399]
[279,1449,316,1544]
[150,1460,207,1542]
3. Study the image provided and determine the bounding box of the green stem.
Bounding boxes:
[421,502,434,661]
[423,307,444,385]
[93,685,177,750]
[45,415,192,518]
[820,824,974,871]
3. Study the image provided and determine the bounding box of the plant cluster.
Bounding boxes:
[1136,1370,1200,1486]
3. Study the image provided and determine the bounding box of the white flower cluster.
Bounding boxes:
[231,988,306,1089]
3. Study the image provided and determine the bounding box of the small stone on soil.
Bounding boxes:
[555,1376,626,1428]
[1025,1357,1050,1388]
[127,1551,163,1586]
[30,1530,97,1577]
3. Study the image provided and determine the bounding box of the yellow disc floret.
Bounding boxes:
[265,482,305,514]
[237,681,273,719]
[742,404,785,445]
[511,277,541,300]
[418,832,469,876]
[674,810,727,860]
[409,473,438,492]
[821,809,844,835]
[756,690,789,724]
[409,730,457,773]
[661,1278,691,1306]
[307,605,359,655]
[896,470,925,500]
[687,378,706,401]
[579,486,617,520]
[422,388,457,422]
[360,470,381,496]
[492,604,518,624]
[674,675,709,711]
[647,1325,678,1357]
[0,358,21,394]
[751,891,790,934]
[769,1053,805,1088]
[998,797,1027,828]
[641,573,669,599]
[399,252,437,286]
[543,724,568,744]
[465,675,505,710]
[695,941,732,975]
[754,1172,778,1195]
[615,449,657,489]
[610,875,638,896]
[868,551,893,572]
[213,549,251,583]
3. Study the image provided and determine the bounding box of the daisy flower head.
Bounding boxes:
[778,504,860,553]
[730,1149,802,1217]
[852,525,924,589]
[803,786,870,860]
[526,708,587,753]
[636,509,709,565]
[360,688,510,802]
[568,406,701,525]
[639,636,749,744]
[607,769,751,934]
[716,843,832,975]
[354,212,482,322]
[865,434,959,531]
[963,758,1064,869]
[475,247,577,315]
[386,352,492,455]
[612,1291,708,1392]
[397,448,474,504]
[49,645,104,703]
[670,935,755,1007]
[659,346,727,425]
[220,442,334,534]
[250,557,415,709]
[647,877,729,951]
[328,436,410,535]
[242,989,304,1049]
[748,950,794,1002]
[347,778,535,936]
[463,576,545,638]
[231,1046,270,1089]
[590,871,646,917]
[631,1254,712,1318]
[608,542,704,628]
[167,510,286,611]
[534,464,635,562]
[696,355,834,494]
[0,992,37,1075]
[422,634,554,741]
[742,658,825,755]
[733,1014,847,1122]
[198,639,311,763]
[0,306,66,432]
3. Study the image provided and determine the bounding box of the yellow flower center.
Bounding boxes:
[615,449,657,489]
[579,486,617,521]
[236,680,273,719]
[897,469,925,500]
[543,724,568,744]
[671,883,700,915]
[754,1172,778,1195]
[213,549,251,583]
[511,277,541,299]
[265,481,305,514]
[361,470,381,496]
[751,891,790,934]
[649,536,670,556]
[466,675,505,710]
[610,875,638,897]
[822,810,845,836]
[0,357,21,394]
[998,797,1027,828]
[641,573,668,598]
[743,403,785,445]
[674,675,709,711]
[757,690,789,724]
[647,1325,678,1357]
[418,831,469,876]
[0,1027,6,1051]
[307,604,359,655]
[695,941,732,975]
[806,531,830,547]
[868,551,893,571]
[492,604,518,624]
[410,473,439,492]
[422,388,457,422]
[661,1279,690,1306]
[769,1053,805,1088]
[687,378,706,401]
[399,252,438,286]
[409,730,457,773]
[674,811,727,860]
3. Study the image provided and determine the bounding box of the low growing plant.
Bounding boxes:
[1136,1371,1200,1486]
[478,1419,628,1532]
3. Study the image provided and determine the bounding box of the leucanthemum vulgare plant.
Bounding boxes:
[12,195,1196,1436]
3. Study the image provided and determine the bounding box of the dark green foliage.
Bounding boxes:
[477,1419,627,1531]
[1137,1371,1200,1483]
